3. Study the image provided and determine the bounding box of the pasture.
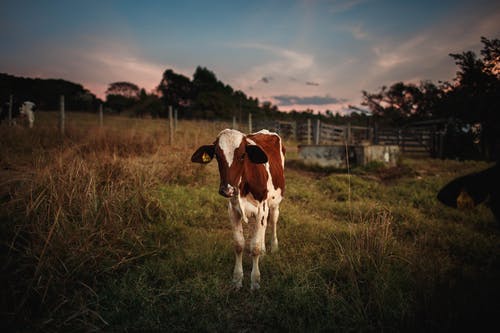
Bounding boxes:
[1,112,499,332]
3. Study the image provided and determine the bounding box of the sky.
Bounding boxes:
[1,0,499,113]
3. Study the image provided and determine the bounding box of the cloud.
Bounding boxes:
[61,37,193,99]
[231,42,314,90]
[343,23,369,40]
[329,0,370,14]
[356,5,500,97]
[261,76,273,84]
[81,52,166,98]
[236,43,314,70]
[305,81,320,86]
[0,34,195,99]
[273,95,346,106]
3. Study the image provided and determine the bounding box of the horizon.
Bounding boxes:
[1,0,499,114]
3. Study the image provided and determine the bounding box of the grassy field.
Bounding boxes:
[1,112,499,332]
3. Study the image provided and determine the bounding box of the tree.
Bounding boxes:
[192,66,219,93]
[444,37,500,160]
[105,81,141,113]
[261,101,279,115]
[417,81,442,119]
[191,67,237,119]
[105,81,140,99]
[480,36,500,78]
[0,73,100,111]
[158,69,192,117]
[129,92,163,118]
[361,81,437,126]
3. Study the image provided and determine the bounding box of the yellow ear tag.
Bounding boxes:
[202,152,211,163]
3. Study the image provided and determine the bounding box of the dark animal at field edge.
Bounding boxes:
[437,163,500,223]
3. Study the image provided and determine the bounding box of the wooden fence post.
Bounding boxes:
[347,122,352,144]
[307,119,311,145]
[315,118,320,145]
[59,95,65,135]
[248,113,252,133]
[168,106,174,145]
[398,129,403,152]
[438,131,444,159]
[8,94,13,126]
[232,116,237,129]
[99,104,103,127]
[174,108,178,131]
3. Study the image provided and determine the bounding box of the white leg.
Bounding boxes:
[250,252,260,290]
[260,203,268,255]
[250,208,268,290]
[229,206,244,289]
[269,206,280,253]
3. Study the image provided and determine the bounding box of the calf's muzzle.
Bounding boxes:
[219,184,238,198]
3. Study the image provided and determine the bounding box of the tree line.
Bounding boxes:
[104,66,281,122]
[0,73,100,112]
[1,37,498,159]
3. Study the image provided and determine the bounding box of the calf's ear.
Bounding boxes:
[246,145,268,164]
[191,145,215,163]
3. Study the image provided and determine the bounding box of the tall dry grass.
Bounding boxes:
[2,113,499,331]
[0,115,225,330]
[328,209,413,325]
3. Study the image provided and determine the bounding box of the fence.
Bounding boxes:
[374,127,436,155]
[253,118,372,145]
[253,117,445,157]
[2,94,181,140]
[2,93,445,156]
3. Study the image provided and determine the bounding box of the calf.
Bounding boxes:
[437,163,499,223]
[19,101,36,128]
[191,129,285,290]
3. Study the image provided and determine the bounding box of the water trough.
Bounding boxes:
[298,143,400,168]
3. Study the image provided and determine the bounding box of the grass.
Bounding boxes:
[1,112,500,331]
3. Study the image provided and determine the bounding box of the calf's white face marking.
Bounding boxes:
[217,129,244,167]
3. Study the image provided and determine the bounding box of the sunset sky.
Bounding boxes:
[1,0,499,113]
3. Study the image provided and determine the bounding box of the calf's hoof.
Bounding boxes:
[232,276,243,290]
[251,282,260,291]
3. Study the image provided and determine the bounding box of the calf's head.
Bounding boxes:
[191,129,268,198]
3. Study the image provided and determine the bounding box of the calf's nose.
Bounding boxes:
[219,184,236,197]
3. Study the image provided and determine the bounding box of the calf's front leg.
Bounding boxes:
[229,205,244,289]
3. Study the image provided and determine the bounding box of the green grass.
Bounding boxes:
[1,113,500,331]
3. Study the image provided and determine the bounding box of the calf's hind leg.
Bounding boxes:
[269,205,280,253]
[250,208,268,290]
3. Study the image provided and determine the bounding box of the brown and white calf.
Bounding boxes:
[191,129,285,290]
